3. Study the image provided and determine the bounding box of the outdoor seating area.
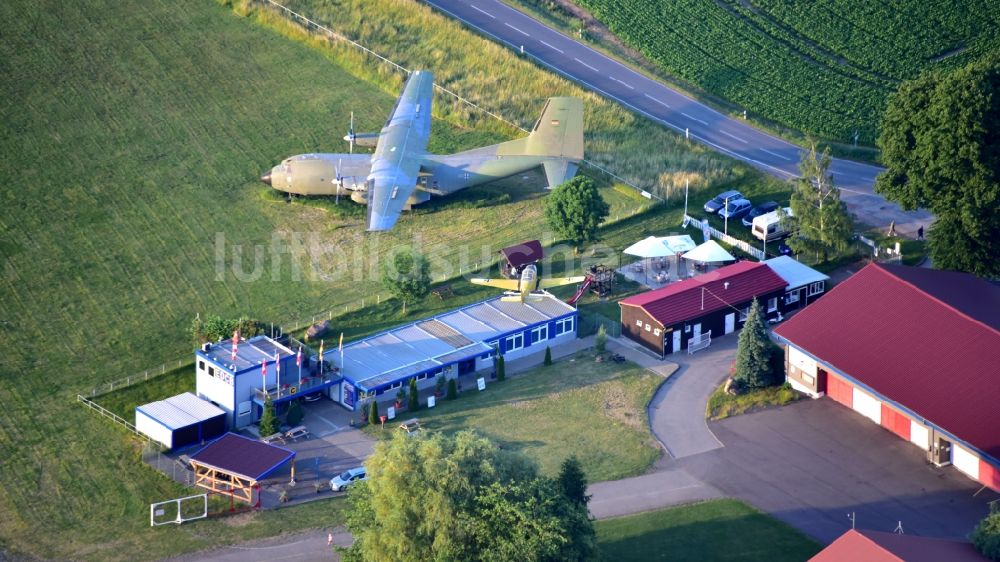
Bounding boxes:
[620,234,738,289]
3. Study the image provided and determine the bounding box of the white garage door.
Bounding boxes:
[852,388,881,424]
[953,443,980,480]
[909,421,929,450]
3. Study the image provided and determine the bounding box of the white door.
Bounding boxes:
[724,313,735,335]
[953,444,980,480]
[852,388,882,424]
[693,323,702,342]
[672,330,681,354]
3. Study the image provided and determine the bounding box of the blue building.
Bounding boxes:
[195,335,339,429]
[326,294,578,410]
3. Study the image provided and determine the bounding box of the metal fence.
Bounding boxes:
[578,311,621,338]
[77,394,152,442]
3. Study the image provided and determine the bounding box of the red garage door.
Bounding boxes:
[880,404,911,440]
[826,375,853,408]
[981,460,1000,492]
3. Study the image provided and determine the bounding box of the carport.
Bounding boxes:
[188,433,296,506]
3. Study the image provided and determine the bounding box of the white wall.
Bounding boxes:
[909,421,930,450]
[953,443,980,480]
[136,411,173,449]
[788,346,817,377]
[852,388,881,424]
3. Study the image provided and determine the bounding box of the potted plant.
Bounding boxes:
[435,375,446,397]
[395,387,407,410]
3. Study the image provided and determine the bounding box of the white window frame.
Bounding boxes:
[767,297,778,312]
[636,319,643,327]
[507,332,524,352]
[653,328,661,336]
[808,282,824,297]
[416,373,428,381]
[739,307,749,321]
[532,324,548,343]
[644,324,651,332]
[556,317,574,335]
[786,290,800,304]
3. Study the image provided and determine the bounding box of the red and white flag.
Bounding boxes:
[296,346,302,367]
[231,330,239,361]
[261,359,267,391]
[275,352,280,376]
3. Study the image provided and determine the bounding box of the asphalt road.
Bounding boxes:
[422,0,933,233]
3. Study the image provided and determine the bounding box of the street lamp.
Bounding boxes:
[723,195,730,236]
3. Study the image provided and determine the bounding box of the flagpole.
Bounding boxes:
[297,347,302,389]
[275,352,281,397]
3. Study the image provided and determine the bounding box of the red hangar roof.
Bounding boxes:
[499,240,543,270]
[775,263,1000,460]
[620,261,787,327]
[810,529,987,562]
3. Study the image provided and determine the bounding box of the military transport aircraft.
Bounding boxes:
[261,70,584,231]
[471,264,586,303]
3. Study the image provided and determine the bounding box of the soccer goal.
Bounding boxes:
[150,493,208,526]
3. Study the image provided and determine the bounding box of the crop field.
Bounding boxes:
[572,0,1000,144]
[0,0,783,559]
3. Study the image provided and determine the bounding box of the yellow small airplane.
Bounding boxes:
[472,264,586,303]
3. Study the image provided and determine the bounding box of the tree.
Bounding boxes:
[408,377,419,411]
[286,399,303,427]
[368,399,380,425]
[875,56,1000,277]
[496,353,506,381]
[781,143,853,262]
[544,176,610,250]
[381,246,432,314]
[595,324,607,353]
[446,378,458,400]
[972,509,1000,561]
[339,431,597,562]
[543,346,553,366]
[259,397,279,437]
[557,455,590,507]
[733,299,778,390]
[190,315,261,344]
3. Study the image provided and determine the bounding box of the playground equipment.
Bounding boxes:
[567,265,615,306]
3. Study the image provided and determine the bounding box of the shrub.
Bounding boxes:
[446,379,458,400]
[595,324,607,353]
[286,399,303,427]
[435,375,446,396]
[543,346,552,366]
[396,387,407,406]
[259,397,279,437]
[408,377,419,411]
[497,354,506,381]
[368,400,380,425]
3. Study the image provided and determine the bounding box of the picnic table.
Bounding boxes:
[261,432,286,445]
[285,425,310,441]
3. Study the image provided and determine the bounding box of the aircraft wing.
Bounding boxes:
[537,275,587,289]
[366,71,434,231]
[470,278,521,291]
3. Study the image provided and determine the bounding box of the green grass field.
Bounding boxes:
[378,350,664,482]
[0,0,783,558]
[596,499,821,561]
[530,0,1000,145]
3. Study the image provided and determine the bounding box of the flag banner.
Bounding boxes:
[338,332,344,353]
[261,360,267,393]
[231,330,239,361]
[275,352,280,375]
[296,347,302,367]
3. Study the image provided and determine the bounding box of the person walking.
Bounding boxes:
[917,225,924,240]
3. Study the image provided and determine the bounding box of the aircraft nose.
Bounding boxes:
[260,171,272,186]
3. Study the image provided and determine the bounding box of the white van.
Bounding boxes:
[752,207,793,242]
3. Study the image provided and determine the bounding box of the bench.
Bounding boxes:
[261,432,286,445]
[431,285,454,300]
[285,425,310,441]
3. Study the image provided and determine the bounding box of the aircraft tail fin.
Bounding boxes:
[496,97,584,188]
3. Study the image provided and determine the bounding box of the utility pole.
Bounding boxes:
[724,195,730,236]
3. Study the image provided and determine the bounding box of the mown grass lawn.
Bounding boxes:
[381,351,665,482]
[596,499,821,561]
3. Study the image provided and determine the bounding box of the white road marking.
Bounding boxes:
[504,22,529,36]
[574,57,599,72]
[539,39,563,53]
[615,78,635,90]
[644,93,670,108]
[681,112,709,125]
[761,148,794,161]
[721,130,748,143]
[471,5,495,18]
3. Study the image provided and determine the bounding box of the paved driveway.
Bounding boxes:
[646,334,738,459]
[679,399,1000,543]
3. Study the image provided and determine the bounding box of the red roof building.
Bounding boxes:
[620,261,788,355]
[499,240,543,278]
[811,529,987,562]
[775,263,1000,491]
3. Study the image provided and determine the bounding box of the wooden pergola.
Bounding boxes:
[188,433,296,506]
